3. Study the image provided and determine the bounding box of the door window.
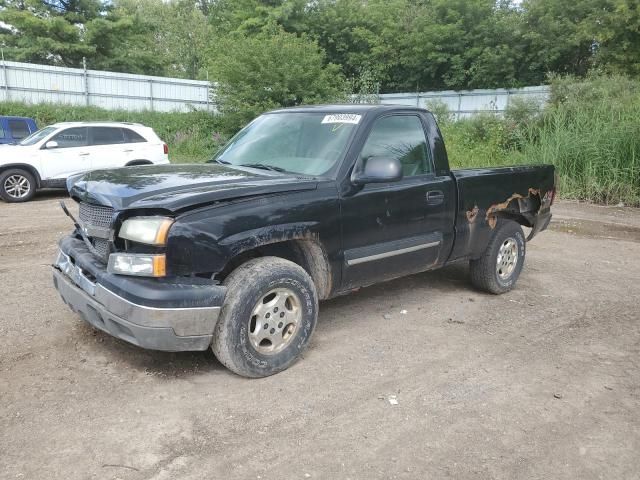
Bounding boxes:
[123,128,146,143]
[91,127,125,146]
[8,119,31,139]
[358,115,432,177]
[0,123,5,139]
[51,127,88,148]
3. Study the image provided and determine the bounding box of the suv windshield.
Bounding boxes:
[19,126,56,146]
[214,112,361,176]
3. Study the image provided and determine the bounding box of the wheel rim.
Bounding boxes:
[496,237,518,280]
[4,174,31,199]
[248,288,301,355]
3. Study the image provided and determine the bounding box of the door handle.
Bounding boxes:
[123,149,134,153]
[426,190,445,206]
[79,152,90,156]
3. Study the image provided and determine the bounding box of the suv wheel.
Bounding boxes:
[0,169,37,203]
[211,256,318,378]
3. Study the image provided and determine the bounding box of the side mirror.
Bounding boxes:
[352,156,403,185]
[45,140,59,149]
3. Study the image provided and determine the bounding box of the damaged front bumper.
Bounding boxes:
[52,236,226,352]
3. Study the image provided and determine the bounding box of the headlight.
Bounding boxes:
[119,217,173,245]
[108,253,166,277]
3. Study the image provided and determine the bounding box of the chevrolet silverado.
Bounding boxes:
[52,105,555,377]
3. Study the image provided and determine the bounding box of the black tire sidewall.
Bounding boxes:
[0,169,36,203]
[216,260,318,377]
[493,223,526,290]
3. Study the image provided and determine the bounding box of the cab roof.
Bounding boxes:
[269,104,430,115]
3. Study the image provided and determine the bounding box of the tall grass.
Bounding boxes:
[525,76,639,204]
[442,75,640,206]
[0,102,226,162]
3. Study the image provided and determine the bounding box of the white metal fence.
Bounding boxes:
[0,60,549,117]
[0,60,212,112]
[379,86,550,119]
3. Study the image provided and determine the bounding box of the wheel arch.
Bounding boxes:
[486,189,542,230]
[0,163,42,188]
[216,231,333,300]
[125,159,153,166]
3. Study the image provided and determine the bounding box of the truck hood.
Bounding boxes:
[68,164,318,211]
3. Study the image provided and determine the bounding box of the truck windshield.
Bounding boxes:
[19,126,56,146]
[214,112,360,176]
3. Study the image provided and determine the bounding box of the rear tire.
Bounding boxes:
[0,168,36,203]
[470,219,526,294]
[211,256,318,378]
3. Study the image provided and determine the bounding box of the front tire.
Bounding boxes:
[470,219,526,294]
[0,168,36,203]
[211,256,318,378]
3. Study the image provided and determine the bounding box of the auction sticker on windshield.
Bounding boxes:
[321,114,362,125]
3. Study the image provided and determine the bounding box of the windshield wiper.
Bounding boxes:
[209,158,231,165]
[239,163,287,173]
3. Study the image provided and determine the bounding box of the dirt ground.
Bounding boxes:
[1,192,639,480]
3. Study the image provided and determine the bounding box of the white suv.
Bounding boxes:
[0,121,170,202]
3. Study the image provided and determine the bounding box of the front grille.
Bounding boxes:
[78,202,114,262]
[79,202,114,229]
[92,238,110,258]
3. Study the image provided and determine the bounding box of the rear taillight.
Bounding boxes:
[163,143,169,155]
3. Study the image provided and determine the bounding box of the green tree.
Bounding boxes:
[0,0,178,75]
[203,0,310,36]
[303,0,400,89]
[0,0,97,66]
[301,0,529,92]
[521,0,603,79]
[594,0,640,76]
[521,0,640,80]
[85,9,166,74]
[207,29,346,131]
[115,0,211,79]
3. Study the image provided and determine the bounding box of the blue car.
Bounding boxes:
[0,116,38,145]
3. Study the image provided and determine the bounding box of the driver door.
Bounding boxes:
[340,114,452,289]
[40,127,91,179]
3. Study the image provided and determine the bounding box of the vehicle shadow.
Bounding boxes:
[76,262,473,378]
[34,189,70,202]
[73,323,226,378]
[0,189,68,207]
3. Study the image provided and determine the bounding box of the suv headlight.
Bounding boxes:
[118,216,173,246]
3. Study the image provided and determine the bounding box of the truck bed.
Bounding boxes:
[448,164,555,262]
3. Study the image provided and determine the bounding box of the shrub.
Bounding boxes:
[425,100,452,126]
[347,67,381,105]
[443,74,640,206]
[207,29,346,132]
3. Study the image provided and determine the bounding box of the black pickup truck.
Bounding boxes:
[53,105,555,377]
